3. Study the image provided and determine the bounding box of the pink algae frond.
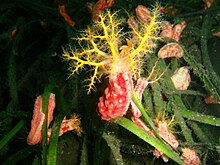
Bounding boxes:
[154,111,179,143]
[156,120,179,148]
[63,4,162,93]
[27,93,56,145]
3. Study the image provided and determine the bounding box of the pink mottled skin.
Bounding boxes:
[98,72,133,121]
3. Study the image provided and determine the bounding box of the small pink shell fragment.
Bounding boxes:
[91,0,115,21]
[204,0,214,9]
[158,43,184,58]
[160,21,186,41]
[172,21,186,41]
[59,114,82,136]
[171,67,191,90]
[160,21,173,39]
[135,5,152,24]
[204,95,218,104]
[130,78,149,118]
[131,117,156,137]
[181,148,201,165]
[213,32,220,37]
[27,93,55,145]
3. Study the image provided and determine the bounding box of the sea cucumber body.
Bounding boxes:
[98,72,133,120]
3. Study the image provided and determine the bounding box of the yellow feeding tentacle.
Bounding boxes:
[63,10,124,93]
[63,4,162,93]
[129,3,162,66]
[131,4,161,77]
